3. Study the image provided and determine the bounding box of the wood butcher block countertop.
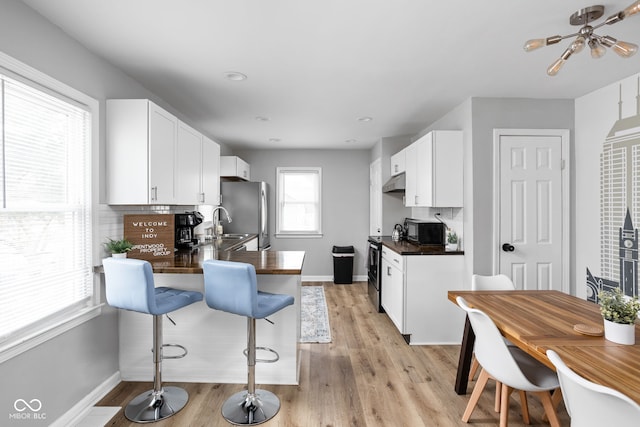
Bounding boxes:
[148,247,305,275]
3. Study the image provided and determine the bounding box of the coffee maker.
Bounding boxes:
[175,211,204,248]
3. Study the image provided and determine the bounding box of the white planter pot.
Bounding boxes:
[112,253,127,259]
[603,319,636,345]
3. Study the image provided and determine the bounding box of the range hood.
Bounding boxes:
[382,173,405,193]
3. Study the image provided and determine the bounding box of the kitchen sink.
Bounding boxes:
[218,233,251,240]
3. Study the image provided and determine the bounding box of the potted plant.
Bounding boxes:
[598,288,640,345]
[446,230,459,251]
[105,238,134,258]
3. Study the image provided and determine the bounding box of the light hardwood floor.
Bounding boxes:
[98,281,570,426]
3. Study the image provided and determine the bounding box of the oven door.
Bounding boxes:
[367,242,383,312]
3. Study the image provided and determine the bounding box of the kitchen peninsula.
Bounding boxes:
[115,241,305,386]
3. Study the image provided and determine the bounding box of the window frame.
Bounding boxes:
[276,166,323,238]
[0,52,101,363]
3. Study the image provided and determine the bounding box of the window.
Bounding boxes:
[276,167,322,237]
[0,63,96,361]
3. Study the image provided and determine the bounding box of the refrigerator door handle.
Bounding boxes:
[260,187,268,238]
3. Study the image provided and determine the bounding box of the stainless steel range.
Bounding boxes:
[367,236,385,313]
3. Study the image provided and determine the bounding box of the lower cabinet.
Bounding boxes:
[381,246,466,344]
[381,247,406,333]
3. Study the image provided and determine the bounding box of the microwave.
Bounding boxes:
[405,219,446,246]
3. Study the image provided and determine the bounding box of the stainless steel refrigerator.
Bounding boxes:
[220,181,270,250]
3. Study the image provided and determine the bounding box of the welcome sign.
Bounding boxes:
[124,214,174,260]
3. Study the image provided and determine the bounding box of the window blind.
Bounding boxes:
[0,75,93,344]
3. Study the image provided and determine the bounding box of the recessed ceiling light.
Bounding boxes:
[269,138,281,143]
[255,116,270,122]
[225,71,247,81]
[345,139,357,143]
[357,116,373,122]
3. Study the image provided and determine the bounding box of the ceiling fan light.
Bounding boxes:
[623,0,640,18]
[547,58,565,76]
[612,40,639,57]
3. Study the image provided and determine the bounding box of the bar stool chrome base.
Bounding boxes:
[124,386,188,423]
[221,389,280,425]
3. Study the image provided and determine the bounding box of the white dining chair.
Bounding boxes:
[457,296,561,427]
[547,349,640,426]
[468,274,517,412]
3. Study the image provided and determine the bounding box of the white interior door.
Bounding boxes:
[494,129,569,291]
[370,158,382,235]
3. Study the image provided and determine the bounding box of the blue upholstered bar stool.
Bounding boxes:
[102,257,203,423]
[203,259,294,425]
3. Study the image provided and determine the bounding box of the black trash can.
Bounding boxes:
[332,245,354,284]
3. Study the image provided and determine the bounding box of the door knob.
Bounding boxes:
[502,243,515,252]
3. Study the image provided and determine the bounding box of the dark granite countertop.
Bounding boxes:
[380,237,464,255]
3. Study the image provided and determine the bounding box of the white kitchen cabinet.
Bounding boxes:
[405,130,463,208]
[175,124,221,205]
[201,136,221,205]
[390,149,406,176]
[381,245,465,344]
[381,247,406,333]
[175,121,203,205]
[106,99,178,204]
[221,156,250,181]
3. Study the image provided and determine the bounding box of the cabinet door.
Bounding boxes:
[148,102,177,204]
[415,134,433,207]
[390,149,406,176]
[202,136,221,205]
[381,255,405,333]
[175,121,202,205]
[405,143,418,207]
[238,158,250,181]
[433,131,463,207]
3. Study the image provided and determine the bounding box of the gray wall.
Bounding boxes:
[418,97,575,288]
[234,149,370,278]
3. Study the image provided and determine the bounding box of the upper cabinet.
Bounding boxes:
[107,99,220,205]
[221,156,250,181]
[175,122,221,205]
[107,99,178,204]
[201,136,221,205]
[175,121,202,205]
[405,130,463,208]
[390,149,406,176]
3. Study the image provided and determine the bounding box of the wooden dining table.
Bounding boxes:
[447,290,640,405]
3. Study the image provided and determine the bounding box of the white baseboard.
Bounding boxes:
[50,372,121,427]
[302,275,367,282]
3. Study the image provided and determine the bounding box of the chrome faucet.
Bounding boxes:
[212,206,232,237]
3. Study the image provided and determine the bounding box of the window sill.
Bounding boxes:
[0,304,103,364]
[275,233,324,239]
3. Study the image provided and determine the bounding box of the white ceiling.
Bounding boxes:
[19,0,640,150]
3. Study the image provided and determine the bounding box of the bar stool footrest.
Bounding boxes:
[162,343,188,359]
[243,346,279,363]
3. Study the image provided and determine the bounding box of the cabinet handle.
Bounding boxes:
[200,193,205,203]
[151,186,158,201]
[387,266,392,276]
[394,165,398,173]
[414,195,418,204]
[393,258,399,264]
